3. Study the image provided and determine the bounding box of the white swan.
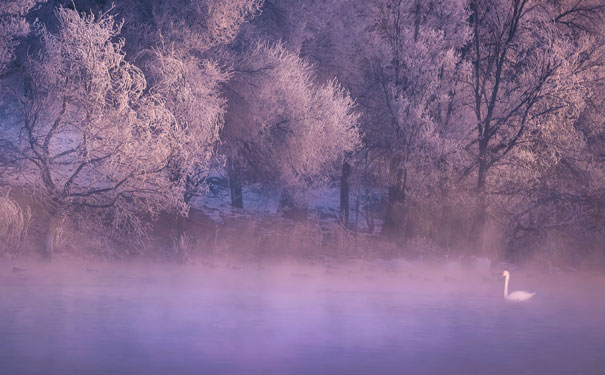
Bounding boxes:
[502,270,535,302]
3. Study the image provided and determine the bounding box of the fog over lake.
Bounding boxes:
[1,262,604,375]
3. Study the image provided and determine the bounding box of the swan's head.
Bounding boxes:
[502,270,510,278]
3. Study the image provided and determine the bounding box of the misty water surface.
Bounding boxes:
[1,262,604,375]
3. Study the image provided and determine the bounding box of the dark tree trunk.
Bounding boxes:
[44,207,59,261]
[381,157,406,237]
[227,157,243,209]
[173,214,190,263]
[470,136,490,249]
[279,190,308,221]
[477,136,489,193]
[382,181,405,237]
[339,160,352,226]
[183,175,196,204]
[469,190,487,252]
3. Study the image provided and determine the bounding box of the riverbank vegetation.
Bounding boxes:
[1,0,604,268]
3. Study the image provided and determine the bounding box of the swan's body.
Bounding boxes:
[502,270,535,302]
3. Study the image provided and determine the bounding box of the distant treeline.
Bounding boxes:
[0,0,604,263]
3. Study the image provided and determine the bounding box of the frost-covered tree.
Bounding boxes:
[116,0,262,55]
[138,48,228,203]
[115,0,262,204]
[253,0,472,231]
[0,0,45,75]
[222,43,360,211]
[243,0,360,221]
[343,0,470,235]
[0,7,223,256]
[462,0,605,244]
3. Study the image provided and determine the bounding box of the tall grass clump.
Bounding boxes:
[0,190,31,254]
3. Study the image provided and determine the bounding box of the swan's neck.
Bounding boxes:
[504,275,510,298]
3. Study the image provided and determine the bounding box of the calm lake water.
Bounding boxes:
[1,262,604,374]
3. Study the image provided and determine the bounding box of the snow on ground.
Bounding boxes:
[191,173,382,233]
